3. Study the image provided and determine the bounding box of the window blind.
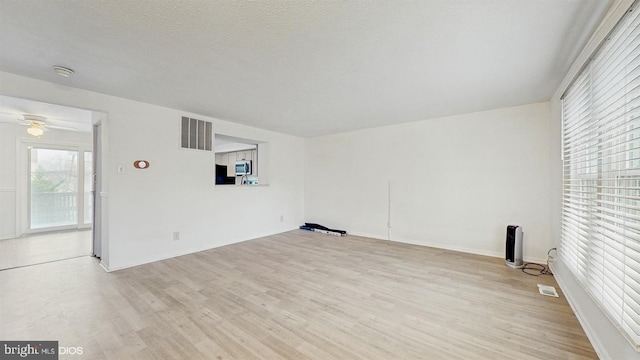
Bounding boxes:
[561,3,640,351]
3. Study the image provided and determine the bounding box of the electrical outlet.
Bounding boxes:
[280,215,284,222]
[173,231,180,241]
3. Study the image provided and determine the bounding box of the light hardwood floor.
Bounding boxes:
[0,230,596,359]
[0,229,92,270]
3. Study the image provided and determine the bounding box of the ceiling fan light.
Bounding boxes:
[27,123,44,137]
[23,114,46,122]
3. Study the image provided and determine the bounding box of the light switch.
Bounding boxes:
[117,164,125,174]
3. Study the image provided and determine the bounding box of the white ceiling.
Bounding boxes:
[0,94,93,133]
[214,134,257,153]
[0,0,611,137]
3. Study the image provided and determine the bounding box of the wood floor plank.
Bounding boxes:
[0,230,598,359]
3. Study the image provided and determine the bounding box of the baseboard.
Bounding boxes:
[101,228,544,273]
[550,260,639,360]
[99,261,111,273]
[101,227,298,272]
[0,233,17,241]
[349,231,547,264]
[103,241,245,272]
[349,231,391,241]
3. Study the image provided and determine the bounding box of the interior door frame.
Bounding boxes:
[7,96,109,268]
[92,122,102,258]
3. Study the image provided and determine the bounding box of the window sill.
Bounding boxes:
[214,184,269,189]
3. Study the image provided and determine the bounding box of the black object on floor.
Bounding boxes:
[303,223,347,235]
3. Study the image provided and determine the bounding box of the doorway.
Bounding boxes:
[0,143,93,270]
[0,95,104,270]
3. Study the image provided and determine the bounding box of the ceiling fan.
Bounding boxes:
[0,113,79,138]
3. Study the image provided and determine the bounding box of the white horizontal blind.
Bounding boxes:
[561,3,640,351]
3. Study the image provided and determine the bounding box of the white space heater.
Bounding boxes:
[505,225,523,269]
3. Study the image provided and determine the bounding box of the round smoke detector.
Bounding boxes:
[52,65,75,77]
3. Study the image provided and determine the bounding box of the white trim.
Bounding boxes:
[102,242,238,272]
[349,231,392,241]
[349,231,548,264]
[214,184,270,189]
[101,228,298,272]
[554,0,636,100]
[26,225,78,235]
[550,260,640,359]
[99,261,111,273]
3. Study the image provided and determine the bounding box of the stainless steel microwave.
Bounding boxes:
[235,160,252,176]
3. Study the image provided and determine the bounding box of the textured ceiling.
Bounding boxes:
[0,0,611,137]
[0,94,93,133]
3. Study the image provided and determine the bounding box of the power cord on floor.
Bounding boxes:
[521,248,556,276]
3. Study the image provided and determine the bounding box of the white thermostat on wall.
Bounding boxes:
[134,160,149,169]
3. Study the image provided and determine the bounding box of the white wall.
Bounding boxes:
[0,71,305,271]
[0,123,92,239]
[305,102,551,262]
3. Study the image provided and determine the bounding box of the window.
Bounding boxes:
[561,3,640,350]
[29,147,92,229]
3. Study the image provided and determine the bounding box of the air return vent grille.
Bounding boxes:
[181,116,212,151]
[537,284,559,298]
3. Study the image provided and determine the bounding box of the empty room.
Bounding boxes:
[0,0,638,359]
